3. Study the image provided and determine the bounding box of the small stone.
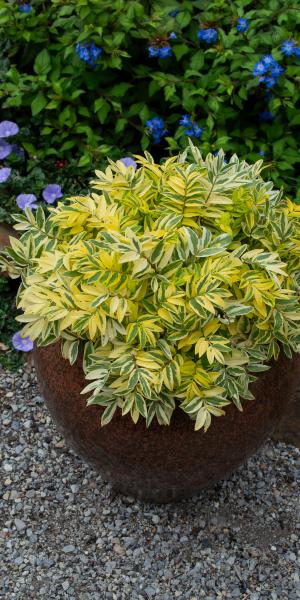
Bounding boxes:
[14,519,26,531]
[144,586,156,598]
[113,544,125,556]
[152,515,160,524]
[62,581,70,591]
[62,545,75,553]
[3,464,12,472]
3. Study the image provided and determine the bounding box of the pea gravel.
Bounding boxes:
[1,362,299,600]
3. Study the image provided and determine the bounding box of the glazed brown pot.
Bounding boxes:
[34,343,300,503]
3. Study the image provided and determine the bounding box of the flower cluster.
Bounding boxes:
[0,121,19,183]
[0,120,63,209]
[75,42,102,66]
[179,115,203,139]
[197,28,218,44]
[145,117,168,143]
[252,54,284,88]
[16,184,63,210]
[281,39,300,57]
[236,18,248,32]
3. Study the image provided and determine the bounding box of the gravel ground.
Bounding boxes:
[1,362,299,600]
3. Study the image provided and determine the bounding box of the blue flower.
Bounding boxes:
[42,184,63,204]
[252,61,268,76]
[184,125,204,139]
[0,140,12,160]
[259,111,274,122]
[0,167,11,183]
[12,331,33,352]
[89,42,102,62]
[159,45,173,59]
[261,54,276,67]
[148,45,172,59]
[236,18,248,32]
[16,193,38,210]
[75,42,102,66]
[120,157,137,170]
[169,10,179,17]
[148,45,160,58]
[179,115,193,127]
[197,28,218,44]
[0,121,19,138]
[169,32,177,40]
[146,117,168,144]
[294,46,300,57]
[258,150,266,156]
[281,40,296,56]
[263,76,277,89]
[270,62,284,77]
[189,124,204,139]
[19,3,31,12]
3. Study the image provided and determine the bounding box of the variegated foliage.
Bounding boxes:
[1,142,300,430]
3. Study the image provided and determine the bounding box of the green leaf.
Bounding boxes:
[33,49,51,75]
[31,92,47,116]
[94,98,110,124]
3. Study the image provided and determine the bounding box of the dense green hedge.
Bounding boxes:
[0,0,300,208]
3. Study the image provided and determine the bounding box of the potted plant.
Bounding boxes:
[1,142,300,503]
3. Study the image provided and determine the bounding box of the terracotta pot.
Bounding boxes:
[273,385,300,448]
[33,343,300,503]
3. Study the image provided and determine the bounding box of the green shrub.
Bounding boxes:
[0,0,299,212]
[1,144,300,429]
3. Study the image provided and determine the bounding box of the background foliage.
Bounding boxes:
[0,0,300,215]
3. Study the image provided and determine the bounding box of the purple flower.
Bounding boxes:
[236,18,248,32]
[281,40,296,56]
[0,167,11,183]
[197,28,218,44]
[120,157,137,169]
[42,183,63,204]
[19,3,31,12]
[0,121,19,138]
[12,331,33,352]
[0,140,12,159]
[16,193,38,210]
[169,32,177,40]
[179,114,193,127]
